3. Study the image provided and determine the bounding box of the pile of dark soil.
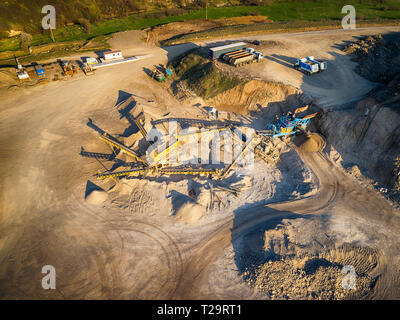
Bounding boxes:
[343,33,400,83]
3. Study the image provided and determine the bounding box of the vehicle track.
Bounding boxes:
[62,185,183,299]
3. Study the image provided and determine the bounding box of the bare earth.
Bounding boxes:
[1,26,400,299]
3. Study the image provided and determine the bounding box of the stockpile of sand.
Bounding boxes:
[175,202,206,226]
[85,189,108,205]
[209,80,300,114]
[297,133,325,153]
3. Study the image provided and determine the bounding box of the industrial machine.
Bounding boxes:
[82,63,95,75]
[14,56,30,81]
[151,68,166,82]
[62,61,74,76]
[257,105,319,138]
[81,98,318,182]
[151,64,172,82]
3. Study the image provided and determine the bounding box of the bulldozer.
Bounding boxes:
[62,61,75,76]
[82,63,95,76]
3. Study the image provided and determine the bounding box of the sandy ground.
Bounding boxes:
[1,27,400,299]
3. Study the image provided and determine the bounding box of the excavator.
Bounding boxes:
[151,64,172,82]
[257,105,319,138]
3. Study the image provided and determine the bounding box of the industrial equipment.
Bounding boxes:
[14,56,30,81]
[82,63,95,75]
[257,107,319,138]
[62,61,74,76]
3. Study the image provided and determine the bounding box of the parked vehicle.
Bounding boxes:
[306,56,327,72]
[34,64,45,77]
[208,42,247,60]
[294,57,319,75]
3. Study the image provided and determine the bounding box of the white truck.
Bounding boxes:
[306,56,327,72]
[294,56,327,74]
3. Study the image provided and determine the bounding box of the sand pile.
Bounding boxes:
[85,189,108,205]
[209,80,300,114]
[298,133,325,153]
[175,202,206,226]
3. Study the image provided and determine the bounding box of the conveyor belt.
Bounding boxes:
[160,168,220,176]
[96,168,149,179]
[99,132,148,165]
[80,149,115,160]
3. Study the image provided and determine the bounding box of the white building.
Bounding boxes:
[103,50,123,61]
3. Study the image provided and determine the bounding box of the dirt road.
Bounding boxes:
[1,27,400,299]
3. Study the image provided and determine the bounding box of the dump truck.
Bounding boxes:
[294,57,319,75]
[34,64,45,77]
[209,42,247,60]
[306,56,327,72]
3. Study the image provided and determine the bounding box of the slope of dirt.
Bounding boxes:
[318,32,400,203]
[344,33,400,83]
[147,16,270,45]
[209,79,300,114]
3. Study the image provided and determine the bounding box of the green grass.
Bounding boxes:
[1,1,400,53]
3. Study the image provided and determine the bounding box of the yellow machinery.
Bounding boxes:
[83,104,321,181]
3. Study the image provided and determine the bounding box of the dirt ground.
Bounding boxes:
[1,26,400,299]
[146,16,270,45]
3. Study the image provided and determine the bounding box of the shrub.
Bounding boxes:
[76,18,91,33]
[20,32,32,50]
